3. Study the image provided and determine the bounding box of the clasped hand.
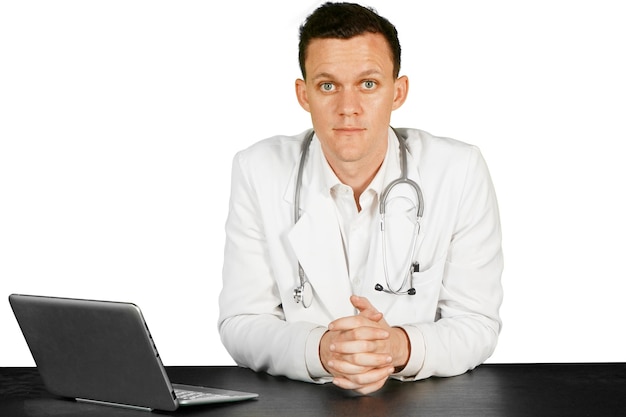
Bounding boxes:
[319,295,409,394]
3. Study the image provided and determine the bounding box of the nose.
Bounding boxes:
[337,88,361,116]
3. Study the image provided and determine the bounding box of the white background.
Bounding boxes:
[1,1,625,367]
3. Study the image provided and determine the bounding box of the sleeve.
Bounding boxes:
[396,145,504,381]
[217,150,329,383]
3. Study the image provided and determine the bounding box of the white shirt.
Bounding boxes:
[323,134,390,292]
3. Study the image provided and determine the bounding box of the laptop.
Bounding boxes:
[8,294,258,411]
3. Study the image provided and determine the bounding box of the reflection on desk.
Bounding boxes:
[1,364,626,417]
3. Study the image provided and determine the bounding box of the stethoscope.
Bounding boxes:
[293,128,424,308]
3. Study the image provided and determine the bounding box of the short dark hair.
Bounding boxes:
[298,2,401,79]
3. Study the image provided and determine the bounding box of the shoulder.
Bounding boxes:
[397,128,493,192]
[398,127,486,169]
[229,130,313,192]
[234,130,311,167]
[396,128,478,157]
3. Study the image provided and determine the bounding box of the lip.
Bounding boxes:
[333,127,366,133]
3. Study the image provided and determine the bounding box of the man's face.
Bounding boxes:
[296,32,408,172]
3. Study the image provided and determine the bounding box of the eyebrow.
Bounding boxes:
[310,69,384,83]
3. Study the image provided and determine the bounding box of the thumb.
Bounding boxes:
[351,295,383,322]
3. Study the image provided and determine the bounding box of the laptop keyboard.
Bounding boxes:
[175,388,229,401]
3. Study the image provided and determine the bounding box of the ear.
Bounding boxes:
[391,75,409,111]
[295,78,311,112]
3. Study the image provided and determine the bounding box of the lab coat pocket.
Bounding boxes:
[384,255,447,325]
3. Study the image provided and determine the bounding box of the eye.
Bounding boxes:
[320,82,335,92]
[362,80,377,90]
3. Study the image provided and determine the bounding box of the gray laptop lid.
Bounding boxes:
[9,294,257,411]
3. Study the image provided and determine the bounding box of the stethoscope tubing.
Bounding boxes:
[293,128,423,307]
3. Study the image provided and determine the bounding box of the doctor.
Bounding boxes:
[218,2,503,395]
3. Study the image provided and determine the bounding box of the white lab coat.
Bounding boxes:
[218,127,503,383]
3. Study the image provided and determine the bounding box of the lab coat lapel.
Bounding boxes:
[285,141,354,319]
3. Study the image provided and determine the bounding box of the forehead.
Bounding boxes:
[304,33,395,79]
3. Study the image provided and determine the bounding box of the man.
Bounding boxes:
[218,2,503,395]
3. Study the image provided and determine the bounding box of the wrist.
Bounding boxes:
[391,326,411,372]
[318,330,332,373]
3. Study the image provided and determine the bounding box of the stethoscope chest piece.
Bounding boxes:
[293,280,313,308]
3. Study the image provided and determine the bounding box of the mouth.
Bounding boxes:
[333,127,366,134]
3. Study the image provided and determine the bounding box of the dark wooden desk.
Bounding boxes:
[1,364,625,416]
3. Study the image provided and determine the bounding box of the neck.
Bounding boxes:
[321,130,389,210]
[328,156,384,211]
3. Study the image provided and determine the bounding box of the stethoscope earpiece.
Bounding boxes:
[375,283,416,296]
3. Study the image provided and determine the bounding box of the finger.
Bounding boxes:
[329,316,388,335]
[360,309,383,322]
[320,329,385,374]
[329,329,390,348]
[326,358,372,376]
[351,296,389,326]
[354,378,389,395]
[331,338,389,355]
[332,352,393,369]
[350,295,382,315]
[342,377,389,396]
[332,366,394,392]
